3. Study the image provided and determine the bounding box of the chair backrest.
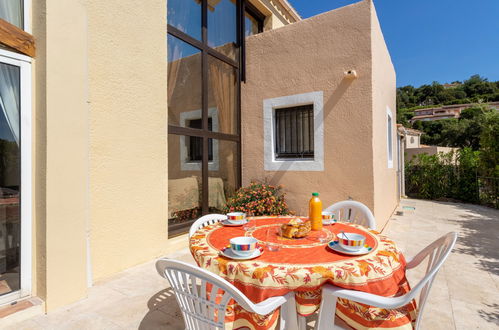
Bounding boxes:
[189,214,227,238]
[325,200,377,230]
[406,232,457,329]
[156,258,258,330]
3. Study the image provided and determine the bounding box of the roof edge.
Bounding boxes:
[274,0,302,21]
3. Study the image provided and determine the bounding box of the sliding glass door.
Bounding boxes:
[0,52,31,303]
[167,0,242,237]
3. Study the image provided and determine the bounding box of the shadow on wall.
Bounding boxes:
[139,287,184,330]
[265,76,355,186]
[438,201,499,277]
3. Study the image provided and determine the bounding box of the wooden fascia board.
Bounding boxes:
[0,18,35,57]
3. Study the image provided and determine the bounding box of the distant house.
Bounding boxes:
[410,101,499,123]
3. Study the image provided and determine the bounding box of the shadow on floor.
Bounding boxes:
[434,201,499,276]
[478,303,499,326]
[139,288,184,330]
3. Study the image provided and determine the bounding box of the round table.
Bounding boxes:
[189,216,416,329]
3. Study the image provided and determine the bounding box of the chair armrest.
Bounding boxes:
[323,285,411,310]
[250,292,293,315]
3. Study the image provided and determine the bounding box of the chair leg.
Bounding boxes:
[280,294,299,330]
[316,295,337,330]
[298,315,307,329]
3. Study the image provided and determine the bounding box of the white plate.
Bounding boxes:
[221,219,248,227]
[322,220,336,225]
[219,248,263,260]
[327,241,373,256]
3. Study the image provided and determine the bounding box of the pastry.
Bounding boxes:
[280,218,311,238]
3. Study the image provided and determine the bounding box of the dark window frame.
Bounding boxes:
[167,0,243,237]
[274,105,315,159]
[244,1,265,35]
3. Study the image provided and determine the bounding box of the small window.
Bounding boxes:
[274,105,314,159]
[244,2,264,37]
[187,118,213,161]
[387,108,393,168]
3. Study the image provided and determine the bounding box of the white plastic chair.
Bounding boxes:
[325,200,377,230]
[156,258,299,330]
[189,214,227,238]
[316,232,457,330]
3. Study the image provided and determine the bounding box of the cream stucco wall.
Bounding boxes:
[370,1,398,229]
[87,0,170,281]
[32,0,89,311]
[242,0,377,215]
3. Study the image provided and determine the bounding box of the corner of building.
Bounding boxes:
[369,0,398,229]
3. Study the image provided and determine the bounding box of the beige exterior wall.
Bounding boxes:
[370,1,398,229]
[405,134,421,149]
[406,146,459,164]
[242,1,378,217]
[32,0,89,311]
[87,0,170,281]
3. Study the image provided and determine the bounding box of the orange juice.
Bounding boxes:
[309,192,323,231]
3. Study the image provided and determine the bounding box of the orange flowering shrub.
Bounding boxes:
[225,181,289,216]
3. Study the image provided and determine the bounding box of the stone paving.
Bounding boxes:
[5,199,499,329]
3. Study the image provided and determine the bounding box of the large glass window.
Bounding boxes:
[167,35,202,127]
[208,56,237,135]
[166,0,201,40]
[167,0,241,236]
[0,62,21,297]
[208,0,237,60]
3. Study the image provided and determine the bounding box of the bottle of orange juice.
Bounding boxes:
[309,192,322,231]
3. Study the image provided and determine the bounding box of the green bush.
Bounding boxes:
[405,148,480,203]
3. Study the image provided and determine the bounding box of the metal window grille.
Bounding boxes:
[188,119,213,161]
[275,105,314,159]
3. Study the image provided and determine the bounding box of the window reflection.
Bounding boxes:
[208,0,237,60]
[168,35,202,127]
[0,62,20,296]
[208,139,238,213]
[0,1,23,29]
[208,56,237,135]
[245,11,262,36]
[167,0,202,40]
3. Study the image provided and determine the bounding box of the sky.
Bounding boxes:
[287,0,499,88]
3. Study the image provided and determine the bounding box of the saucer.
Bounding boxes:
[221,219,248,227]
[322,219,336,225]
[327,241,372,256]
[219,247,263,260]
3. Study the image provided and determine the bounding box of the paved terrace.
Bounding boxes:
[4,199,499,329]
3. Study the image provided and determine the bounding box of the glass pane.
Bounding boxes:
[245,11,260,37]
[168,35,202,127]
[167,0,201,40]
[208,0,238,60]
[0,0,23,29]
[208,140,238,213]
[0,62,21,296]
[208,56,237,135]
[168,134,203,236]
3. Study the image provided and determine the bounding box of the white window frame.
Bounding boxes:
[263,91,324,171]
[387,106,394,168]
[0,49,33,305]
[179,108,219,171]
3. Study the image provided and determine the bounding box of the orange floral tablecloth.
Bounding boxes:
[189,217,416,329]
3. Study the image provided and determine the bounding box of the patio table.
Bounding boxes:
[189,216,416,329]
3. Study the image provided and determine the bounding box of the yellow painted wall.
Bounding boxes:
[370,0,398,230]
[87,0,170,281]
[32,0,89,311]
